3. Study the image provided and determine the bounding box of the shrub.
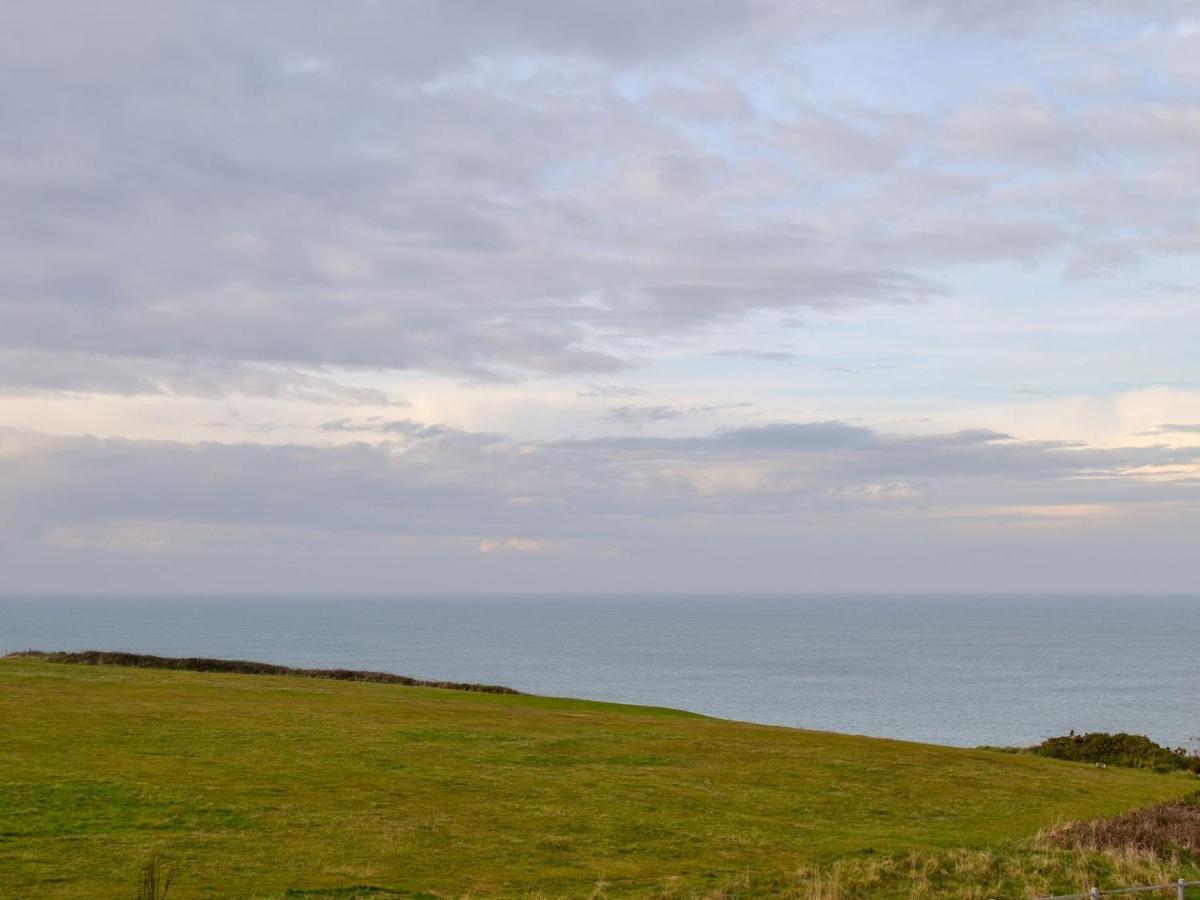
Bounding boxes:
[5,650,519,695]
[1033,732,1200,774]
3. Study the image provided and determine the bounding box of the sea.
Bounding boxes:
[1,593,1197,750]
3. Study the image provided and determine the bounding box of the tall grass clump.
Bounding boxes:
[136,855,175,900]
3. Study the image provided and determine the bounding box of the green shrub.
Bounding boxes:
[1034,732,1200,774]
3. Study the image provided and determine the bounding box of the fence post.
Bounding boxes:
[1179,878,1186,900]
[1090,889,1100,900]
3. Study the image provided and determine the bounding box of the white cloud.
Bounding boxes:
[479,537,566,554]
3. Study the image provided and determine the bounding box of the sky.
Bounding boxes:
[2,0,1199,594]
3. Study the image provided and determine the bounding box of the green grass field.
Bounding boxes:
[0,657,1195,898]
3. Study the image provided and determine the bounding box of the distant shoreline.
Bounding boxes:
[3,649,520,695]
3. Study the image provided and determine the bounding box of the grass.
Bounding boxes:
[0,656,1196,898]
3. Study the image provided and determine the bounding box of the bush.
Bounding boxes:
[5,650,519,695]
[1033,732,1200,774]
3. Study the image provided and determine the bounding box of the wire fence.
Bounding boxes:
[1035,879,1200,899]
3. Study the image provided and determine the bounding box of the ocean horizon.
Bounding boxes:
[3,592,1197,750]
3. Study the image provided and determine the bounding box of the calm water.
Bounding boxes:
[2,593,1197,749]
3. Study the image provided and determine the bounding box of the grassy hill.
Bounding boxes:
[0,656,1195,898]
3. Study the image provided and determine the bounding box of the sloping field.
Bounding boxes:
[0,657,1193,898]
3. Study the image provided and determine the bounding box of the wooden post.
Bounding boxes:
[1090,889,1100,900]
[1179,878,1187,900]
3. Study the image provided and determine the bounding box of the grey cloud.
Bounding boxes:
[3,419,1198,592]
[605,405,689,425]
[0,350,405,405]
[714,349,798,362]
[889,0,1197,32]
[711,421,887,453]
[1157,423,1200,433]
[640,80,755,124]
[4,3,1196,384]
[945,99,1094,164]
[869,219,1069,267]
[645,153,729,195]
[3,421,1195,545]
[576,384,644,398]
[318,418,463,439]
[604,403,752,425]
[786,115,907,173]
[1062,241,1143,280]
[4,2,1200,594]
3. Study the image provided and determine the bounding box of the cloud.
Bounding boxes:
[714,349,798,363]
[2,417,1197,590]
[605,405,690,425]
[318,418,459,439]
[3,1,1195,387]
[575,384,644,398]
[830,482,921,502]
[603,403,752,425]
[3,3,1200,592]
[41,521,175,552]
[786,114,906,173]
[40,520,309,553]
[945,98,1092,164]
[479,537,565,554]
[3,419,1194,540]
[983,503,1118,520]
[0,350,405,404]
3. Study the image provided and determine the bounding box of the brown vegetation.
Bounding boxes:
[1041,792,1200,859]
